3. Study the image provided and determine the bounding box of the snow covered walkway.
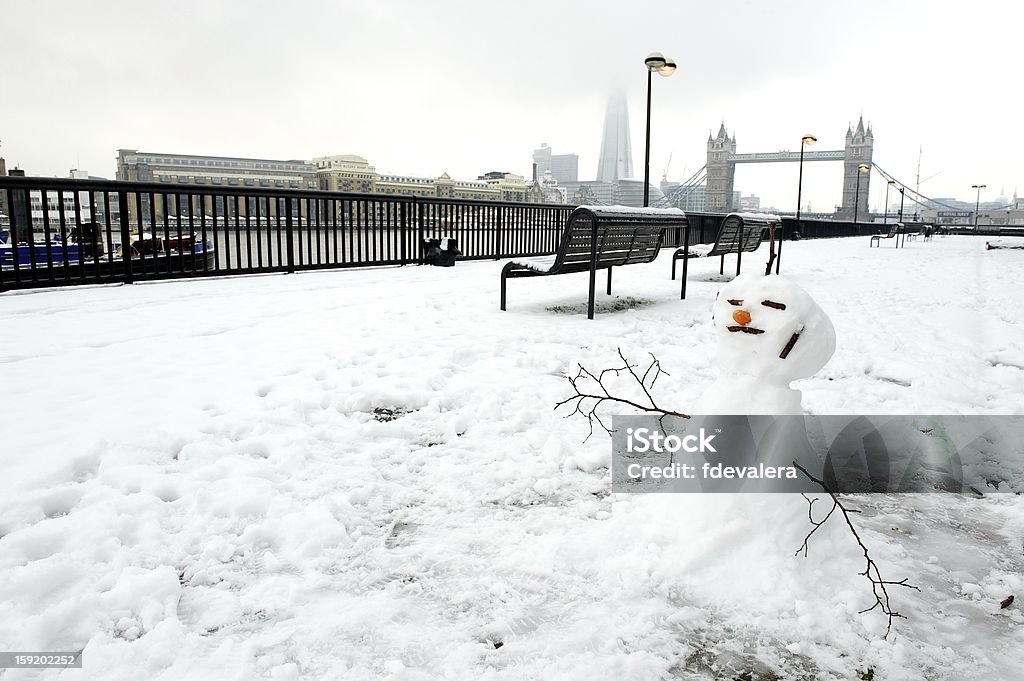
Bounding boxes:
[1,235,1023,680]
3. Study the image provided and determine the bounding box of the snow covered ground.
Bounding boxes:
[1,235,1023,680]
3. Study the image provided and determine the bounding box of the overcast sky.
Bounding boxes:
[2,0,1020,212]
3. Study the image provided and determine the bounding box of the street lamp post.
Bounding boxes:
[777,133,815,274]
[853,162,870,226]
[643,51,677,208]
[971,184,986,230]
[884,180,895,225]
[897,186,906,247]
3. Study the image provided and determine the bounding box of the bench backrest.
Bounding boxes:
[708,213,779,256]
[550,207,684,272]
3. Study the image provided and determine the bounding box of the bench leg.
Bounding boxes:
[499,262,513,310]
[681,255,690,300]
[606,267,612,295]
[736,250,743,277]
[671,254,676,280]
[681,226,690,299]
[587,222,598,320]
[719,254,725,275]
[587,266,597,320]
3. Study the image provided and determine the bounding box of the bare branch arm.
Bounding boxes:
[555,349,689,441]
[793,462,920,638]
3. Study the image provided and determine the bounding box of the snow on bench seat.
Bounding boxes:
[986,238,1024,250]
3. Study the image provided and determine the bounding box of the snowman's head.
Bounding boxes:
[710,273,836,383]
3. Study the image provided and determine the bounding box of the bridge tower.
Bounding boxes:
[839,116,873,219]
[706,123,736,212]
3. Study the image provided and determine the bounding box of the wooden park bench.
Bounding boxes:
[499,205,686,319]
[870,223,902,247]
[671,212,780,299]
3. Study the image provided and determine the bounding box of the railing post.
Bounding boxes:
[400,200,408,265]
[285,196,295,273]
[118,189,132,284]
[491,204,499,258]
[2,187,19,288]
[416,199,425,264]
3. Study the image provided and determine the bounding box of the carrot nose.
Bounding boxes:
[732,309,751,325]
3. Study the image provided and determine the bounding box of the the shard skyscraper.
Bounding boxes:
[596,94,634,182]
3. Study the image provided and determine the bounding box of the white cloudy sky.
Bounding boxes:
[1,0,1020,212]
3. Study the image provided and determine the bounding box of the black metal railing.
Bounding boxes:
[660,212,890,248]
[0,176,906,292]
[0,176,572,291]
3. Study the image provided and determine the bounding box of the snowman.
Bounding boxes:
[695,273,836,415]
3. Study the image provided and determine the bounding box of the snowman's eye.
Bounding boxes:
[726,299,743,306]
[761,300,787,310]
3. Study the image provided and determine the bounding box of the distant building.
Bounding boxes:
[482,173,528,203]
[571,181,616,206]
[316,155,527,202]
[596,95,634,183]
[117,149,318,190]
[536,170,568,204]
[117,149,319,222]
[115,150,527,221]
[551,155,578,184]
[532,143,579,185]
[738,193,760,211]
[659,180,706,211]
[15,169,102,234]
[920,203,1024,227]
[313,154,379,194]
[613,179,665,208]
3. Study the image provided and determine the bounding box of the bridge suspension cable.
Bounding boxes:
[654,164,707,209]
[872,163,962,213]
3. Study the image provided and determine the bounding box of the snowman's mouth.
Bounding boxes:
[726,326,765,335]
[779,332,801,359]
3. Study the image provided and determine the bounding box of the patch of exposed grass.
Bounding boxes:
[546,296,652,315]
[372,407,412,422]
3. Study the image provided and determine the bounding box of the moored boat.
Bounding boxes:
[1,223,215,275]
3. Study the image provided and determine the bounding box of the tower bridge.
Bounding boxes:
[704,117,874,216]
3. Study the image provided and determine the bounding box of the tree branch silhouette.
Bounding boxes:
[793,461,920,638]
[554,348,688,440]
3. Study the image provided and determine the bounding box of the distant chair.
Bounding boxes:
[672,212,780,299]
[870,223,901,247]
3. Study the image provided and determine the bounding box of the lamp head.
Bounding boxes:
[645,51,667,71]
[801,134,817,145]
[858,163,870,173]
[658,56,677,77]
